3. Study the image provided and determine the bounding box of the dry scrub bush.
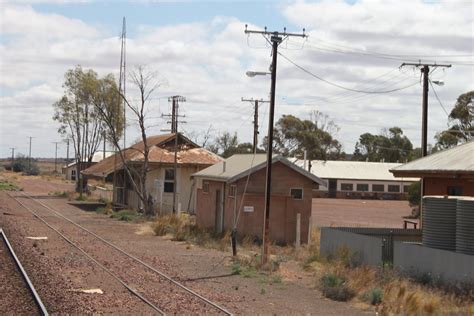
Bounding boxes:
[152,214,230,249]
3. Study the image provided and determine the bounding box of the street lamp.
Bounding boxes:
[432,80,445,86]
[246,71,271,77]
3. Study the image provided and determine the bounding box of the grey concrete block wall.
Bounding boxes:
[394,242,474,284]
[320,227,382,266]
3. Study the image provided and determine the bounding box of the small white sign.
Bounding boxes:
[243,206,254,213]
[154,180,163,189]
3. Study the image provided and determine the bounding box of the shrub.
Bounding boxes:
[408,181,421,207]
[320,273,355,302]
[24,164,40,176]
[12,160,27,172]
[366,288,383,305]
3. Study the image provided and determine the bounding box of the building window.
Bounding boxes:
[164,169,175,193]
[290,188,303,200]
[341,183,353,191]
[356,184,369,192]
[447,186,463,196]
[203,181,209,193]
[71,169,76,181]
[372,184,384,192]
[403,185,410,193]
[229,185,236,197]
[388,185,400,193]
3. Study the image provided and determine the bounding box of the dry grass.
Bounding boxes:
[150,216,472,314]
[152,214,230,251]
[310,247,474,315]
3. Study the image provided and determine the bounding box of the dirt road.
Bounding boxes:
[312,198,415,228]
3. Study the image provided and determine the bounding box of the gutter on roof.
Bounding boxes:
[391,169,474,178]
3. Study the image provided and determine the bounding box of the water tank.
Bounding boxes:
[422,196,457,251]
[456,197,474,255]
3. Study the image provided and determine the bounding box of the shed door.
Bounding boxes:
[328,179,337,198]
[215,189,223,233]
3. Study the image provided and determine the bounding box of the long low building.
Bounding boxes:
[292,159,418,199]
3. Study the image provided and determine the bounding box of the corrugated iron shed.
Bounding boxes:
[291,159,418,182]
[192,154,326,186]
[391,141,474,177]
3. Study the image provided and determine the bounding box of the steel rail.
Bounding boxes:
[0,228,49,316]
[7,193,166,315]
[13,191,233,316]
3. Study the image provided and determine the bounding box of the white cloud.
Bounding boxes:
[0,1,473,158]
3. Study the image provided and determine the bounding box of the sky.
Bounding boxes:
[0,0,473,158]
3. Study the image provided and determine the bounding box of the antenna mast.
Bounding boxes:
[119,17,127,149]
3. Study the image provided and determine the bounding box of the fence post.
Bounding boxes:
[296,213,301,248]
[308,215,312,245]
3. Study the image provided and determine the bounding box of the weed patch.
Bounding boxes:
[362,288,383,305]
[110,209,139,221]
[0,181,21,191]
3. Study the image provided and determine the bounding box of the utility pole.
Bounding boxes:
[400,62,451,157]
[241,98,269,153]
[28,137,34,170]
[53,142,60,173]
[10,147,15,165]
[119,16,127,149]
[400,62,451,229]
[162,96,186,213]
[245,25,307,265]
[66,139,70,165]
[103,132,106,160]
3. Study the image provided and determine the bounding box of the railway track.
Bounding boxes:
[8,191,233,315]
[0,228,49,316]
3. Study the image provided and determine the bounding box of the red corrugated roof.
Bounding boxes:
[83,133,222,177]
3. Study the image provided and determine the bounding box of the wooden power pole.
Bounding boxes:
[162,96,186,213]
[400,62,451,228]
[245,25,307,265]
[10,147,15,165]
[241,98,269,153]
[53,142,60,173]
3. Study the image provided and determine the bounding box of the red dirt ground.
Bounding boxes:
[312,198,417,228]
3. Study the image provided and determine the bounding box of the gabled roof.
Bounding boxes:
[290,159,418,182]
[391,141,474,177]
[192,154,326,186]
[82,133,222,178]
[63,151,115,168]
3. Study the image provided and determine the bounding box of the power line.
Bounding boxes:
[291,39,474,66]
[279,51,420,94]
[429,80,450,116]
[305,36,473,59]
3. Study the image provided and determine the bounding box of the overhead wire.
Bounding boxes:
[294,38,474,66]
[278,51,420,94]
[429,80,450,116]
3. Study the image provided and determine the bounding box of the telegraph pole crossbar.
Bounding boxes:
[245,25,307,265]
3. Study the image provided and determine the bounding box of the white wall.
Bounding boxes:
[144,165,204,214]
